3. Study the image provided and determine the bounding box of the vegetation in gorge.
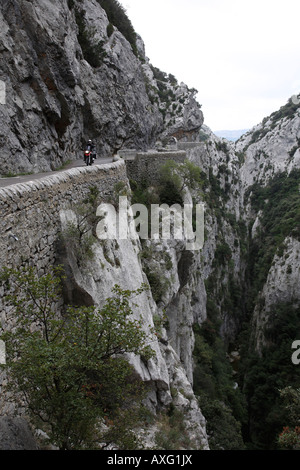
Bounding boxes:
[193,324,246,449]
[130,158,300,450]
[239,303,300,449]
[246,168,300,312]
[191,163,300,450]
[193,286,247,450]
[235,169,300,449]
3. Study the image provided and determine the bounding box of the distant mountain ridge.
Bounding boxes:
[214,129,250,141]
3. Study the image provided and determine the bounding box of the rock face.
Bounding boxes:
[237,97,300,190]
[0,0,203,176]
[251,237,300,352]
[0,417,38,450]
[235,96,300,350]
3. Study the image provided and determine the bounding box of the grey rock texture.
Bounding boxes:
[0,0,203,176]
[251,237,300,351]
[0,417,38,450]
[237,97,300,190]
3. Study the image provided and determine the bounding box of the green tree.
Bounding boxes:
[0,266,154,450]
[193,321,247,450]
[159,159,204,193]
[278,387,300,449]
[197,396,245,450]
[158,159,205,207]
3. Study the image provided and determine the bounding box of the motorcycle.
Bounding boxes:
[84,149,93,166]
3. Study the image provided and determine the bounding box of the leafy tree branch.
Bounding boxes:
[0,266,154,450]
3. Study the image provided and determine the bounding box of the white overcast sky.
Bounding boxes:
[118,0,300,131]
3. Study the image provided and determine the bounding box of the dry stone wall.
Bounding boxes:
[0,159,127,276]
[125,150,187,185]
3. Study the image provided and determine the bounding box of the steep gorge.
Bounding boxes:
[0,0,300,451]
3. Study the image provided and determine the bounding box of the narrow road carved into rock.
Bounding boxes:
[0,157,114,189]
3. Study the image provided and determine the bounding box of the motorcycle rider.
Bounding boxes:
[84,139,96,162]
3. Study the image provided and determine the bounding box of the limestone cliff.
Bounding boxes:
[59,206,209,449]
[0,0,203,175]
[236,96,300,351]
[237,96,300,190]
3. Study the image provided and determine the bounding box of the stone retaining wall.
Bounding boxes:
[125,150,187,185]
[177,142,204,150]
[0,160,127,271]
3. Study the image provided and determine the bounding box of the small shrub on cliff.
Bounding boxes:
[155,407,193,450]
[61,186,101,266]
[75,9,107,67]
[97,0,137,56]
[0,266,154,450]
[158,159,205,205]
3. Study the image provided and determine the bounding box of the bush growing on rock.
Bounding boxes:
[0,266,153,450]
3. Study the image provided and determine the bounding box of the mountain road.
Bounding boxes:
[0,157,114,189]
